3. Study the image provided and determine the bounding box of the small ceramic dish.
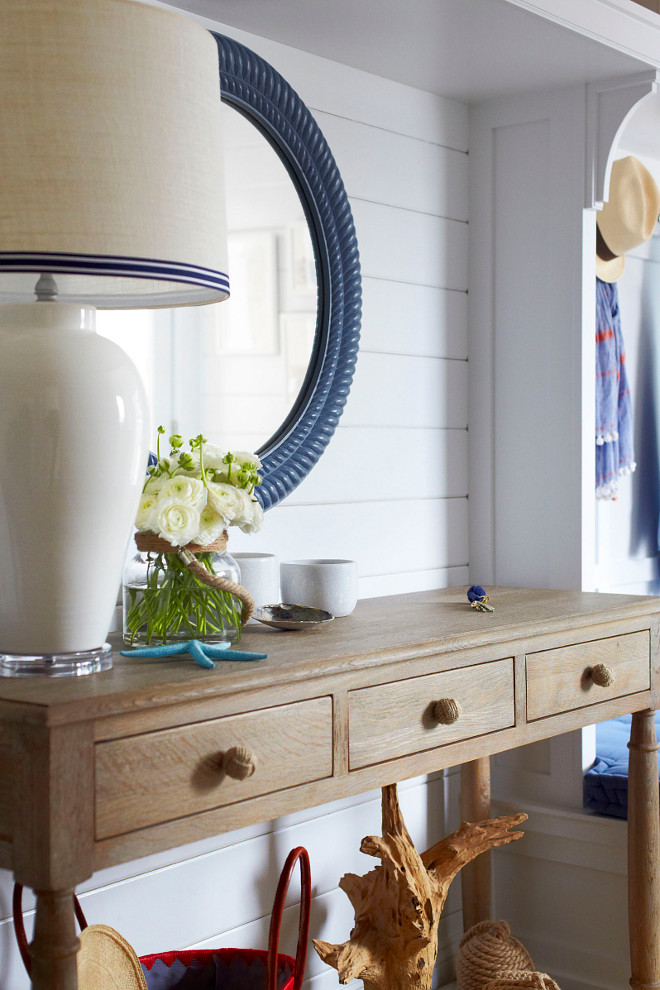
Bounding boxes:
[253,603,334,630]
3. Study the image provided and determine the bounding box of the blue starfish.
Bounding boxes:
[120,639,267,670]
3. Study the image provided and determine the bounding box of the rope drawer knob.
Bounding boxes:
[222,746,257,780]
[591,663,616,687]
[432,698,463,725]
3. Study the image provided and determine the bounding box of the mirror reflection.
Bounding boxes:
[97,101,318,452]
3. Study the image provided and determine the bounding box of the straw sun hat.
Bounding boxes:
[77,925,147,990]
[596,155,660,282]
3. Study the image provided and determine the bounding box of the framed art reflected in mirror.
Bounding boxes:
[98,33,361,511]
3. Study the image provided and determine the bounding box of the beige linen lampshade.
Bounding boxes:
[0,0,229,308]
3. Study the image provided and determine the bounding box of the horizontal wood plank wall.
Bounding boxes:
[0,14,469,990]
[219,22,470,601]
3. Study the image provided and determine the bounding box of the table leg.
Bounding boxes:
[628,710,660,990]
[460,756,492,931]
[29,889,79,990]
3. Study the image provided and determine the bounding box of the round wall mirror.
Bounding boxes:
[98,33,361,510]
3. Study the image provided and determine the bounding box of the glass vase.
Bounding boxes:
[123,548,242,647]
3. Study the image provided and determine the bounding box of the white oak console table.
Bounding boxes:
[1,586,660,990]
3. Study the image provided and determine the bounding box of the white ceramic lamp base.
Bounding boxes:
[0,302,149,676]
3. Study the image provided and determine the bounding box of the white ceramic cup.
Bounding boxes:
[280,558,358,616]
[233,553,280,610]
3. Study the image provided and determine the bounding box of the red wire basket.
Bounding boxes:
[14,846,311,990]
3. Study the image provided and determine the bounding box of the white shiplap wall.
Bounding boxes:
[0,15,470,990]
[215,22,470,599]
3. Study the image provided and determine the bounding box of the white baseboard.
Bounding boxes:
[508,931,629,990]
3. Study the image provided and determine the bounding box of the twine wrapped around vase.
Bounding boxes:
[134,531,254,626]
[456,921,535,990]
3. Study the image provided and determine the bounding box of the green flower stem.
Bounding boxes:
[124,552,242,646]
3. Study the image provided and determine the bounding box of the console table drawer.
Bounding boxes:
[348,658,514,770]
[95,697,333,839]
[526,631,650,721]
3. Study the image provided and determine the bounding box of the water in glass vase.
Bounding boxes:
[123,548,242,646]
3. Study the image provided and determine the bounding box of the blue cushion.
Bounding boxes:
[584,713,660,819]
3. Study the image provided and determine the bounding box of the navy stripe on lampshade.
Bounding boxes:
[0,252,230,306]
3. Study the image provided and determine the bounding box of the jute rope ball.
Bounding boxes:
[485,971,561,990]
[456,921,535,990]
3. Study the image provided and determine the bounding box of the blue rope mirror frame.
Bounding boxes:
[215,33,362,511]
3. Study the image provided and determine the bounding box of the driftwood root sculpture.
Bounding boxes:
[314,784,526,990]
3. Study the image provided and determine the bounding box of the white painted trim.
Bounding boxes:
[586,71,659,207]
[492,797,627,872]
[151,1,469,150]
[469,84,589,590]
[503,0,660,68]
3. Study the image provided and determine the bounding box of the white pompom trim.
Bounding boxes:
[596,431,618,445]
[596,461,636,499]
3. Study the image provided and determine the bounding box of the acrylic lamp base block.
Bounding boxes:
[0,642,113,677]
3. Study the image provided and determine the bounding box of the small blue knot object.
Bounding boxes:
[467,585,494,612]
[467,585,486,602]
[120,639,267,670]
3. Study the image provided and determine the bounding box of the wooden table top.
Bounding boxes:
[0,586,657,724]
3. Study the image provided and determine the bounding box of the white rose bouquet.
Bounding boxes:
[123,428,263,646]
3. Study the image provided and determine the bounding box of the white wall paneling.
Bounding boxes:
[343,353,468,430]
[316,113,469,219]
[286,427,468,504]
[493,799,630,990]
[469,85,591,591]
[359,279,467,359]
[229,498,469,585]
[354,200,468,290]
